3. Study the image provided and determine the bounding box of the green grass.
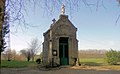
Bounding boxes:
[1,60,37,68]
[80,58,108,66]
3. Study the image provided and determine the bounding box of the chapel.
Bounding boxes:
[43,4,78,66]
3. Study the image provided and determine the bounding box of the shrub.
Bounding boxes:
[106,49,120,65]
[118,51,120,61]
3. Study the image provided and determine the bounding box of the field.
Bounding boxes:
[80,58,107,66]
[1,59,120,74]
[1,49,120,69]
[1,58,120,72]
[1,50,120,74]
[1,58,106,68]
[1,60,37,68]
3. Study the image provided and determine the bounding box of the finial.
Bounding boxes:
[61,4,65,15]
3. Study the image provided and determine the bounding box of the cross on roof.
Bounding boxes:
[52,18,56,24]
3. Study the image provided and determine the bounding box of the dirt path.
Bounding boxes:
[1,67,120,74]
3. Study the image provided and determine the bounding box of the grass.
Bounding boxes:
[80,58,108,66]
[1,60,37,68]
[76,58,120,70]
[1,58,120,69]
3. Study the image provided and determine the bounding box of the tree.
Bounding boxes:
[4,49,11,61]
[28,38,41,61]
[0,0,6,63]
[1,13,10,61]
[0,0,120,50]
[20,49,31,62]
[106,49,120,65]
[20,38,41,62]
[0,0,120,63]
[11,49,16,60]
[1,0,120,30]
[118,51,120,62]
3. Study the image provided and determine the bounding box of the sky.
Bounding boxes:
[9,0,120,52]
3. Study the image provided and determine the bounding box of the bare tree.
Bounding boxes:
[4,49,11,61]
[0,0,120,63]
[1,0,120,29]
[3,49,17,61]
[20,38,41,62]
[20,49,31,62]
[11,49,16,60]
[0,0,120,48]
[28,38,41,61]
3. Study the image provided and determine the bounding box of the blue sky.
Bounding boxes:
[10,0,120,52]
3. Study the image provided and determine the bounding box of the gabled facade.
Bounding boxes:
[43,14,78,66]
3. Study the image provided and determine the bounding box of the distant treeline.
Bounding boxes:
[1,49,108,61]
[79,49,107,58]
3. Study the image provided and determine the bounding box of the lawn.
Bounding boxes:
[1,58,106,68]
[74,58,120,70]
[1,58,120,69]
[80,58,107,66]
[1,60,37,68]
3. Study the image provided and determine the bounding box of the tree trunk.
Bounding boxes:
[27,56,30,62]
[32,56,34,61]
[0,0,6,64]
[0,52,1,64]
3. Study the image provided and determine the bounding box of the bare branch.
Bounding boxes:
[116,14,120,25]
[117,0,120,4]
[3,0,120,33]
[27,38,41,61]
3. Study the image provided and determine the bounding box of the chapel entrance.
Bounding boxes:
[59,37,69,65]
